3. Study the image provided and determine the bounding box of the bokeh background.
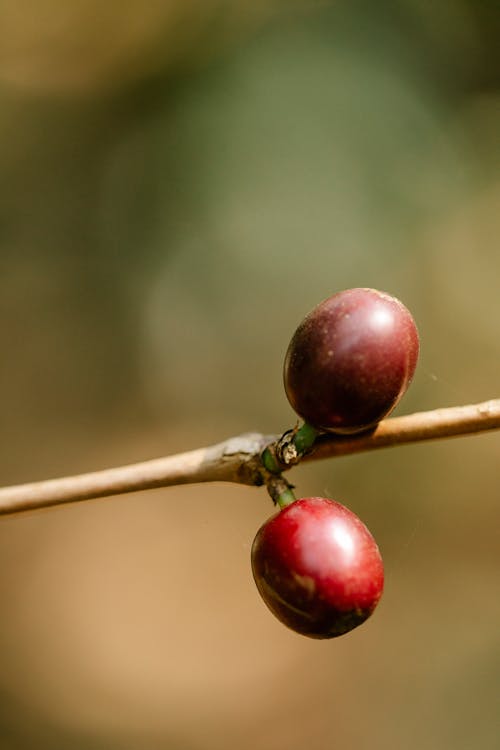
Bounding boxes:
[0,1,498,748]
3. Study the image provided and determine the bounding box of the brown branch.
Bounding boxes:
[307,399,500,460]
[0,399,499,517]
[0,433,272,517]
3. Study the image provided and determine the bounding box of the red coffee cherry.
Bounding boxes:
[251,497,384,639]
[283,288,419,433]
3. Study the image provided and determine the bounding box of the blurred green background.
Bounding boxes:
[0,1,498,748]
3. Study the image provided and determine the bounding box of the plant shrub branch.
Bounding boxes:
[0,399,498,517]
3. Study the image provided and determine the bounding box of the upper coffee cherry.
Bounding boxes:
[283,288,419,433]
[251,497,384,639]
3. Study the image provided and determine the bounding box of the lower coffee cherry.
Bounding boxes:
[251,497,384,638]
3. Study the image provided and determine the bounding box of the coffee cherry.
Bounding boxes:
[283,288,419,433]
[251,497,384,639]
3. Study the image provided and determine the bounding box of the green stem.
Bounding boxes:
[276,487,296,509]
[265,475,297,508]
[261,445,282,474]
[292,422,319,454]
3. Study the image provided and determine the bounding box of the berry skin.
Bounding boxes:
[283,288,419,433]
[251,497,384,639]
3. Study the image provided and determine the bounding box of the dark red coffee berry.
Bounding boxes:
[251,497,384,639]
[283,288,419,433]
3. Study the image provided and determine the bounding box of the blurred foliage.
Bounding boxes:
[0,1,499,749]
